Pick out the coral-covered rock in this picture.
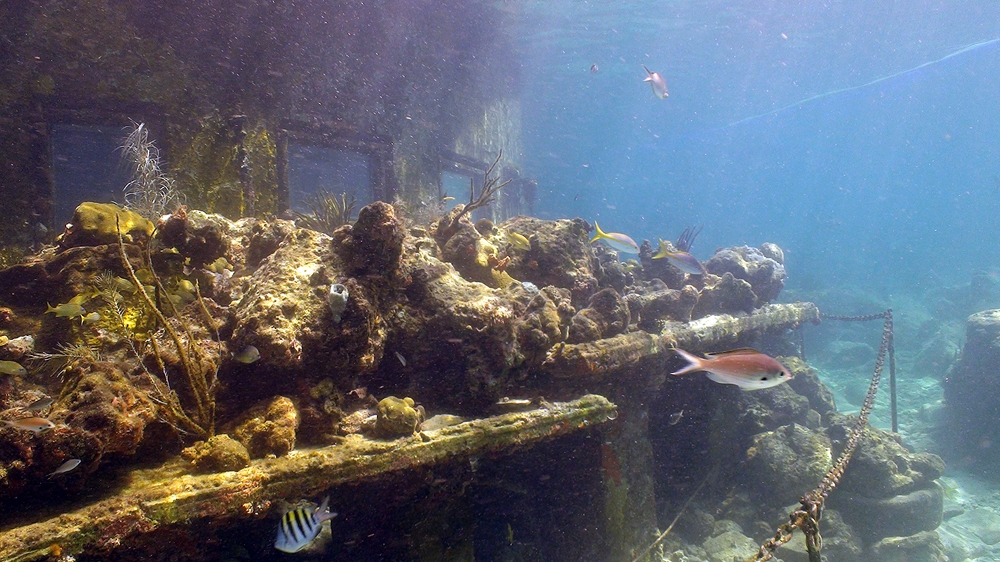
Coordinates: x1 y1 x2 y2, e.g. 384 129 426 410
783 356 837 416
434 207 492 285
230 228 335 370
691 272 757 318
181 434 250 473
243 218 298 269
733 384 812 436
835 484 945 546
704 245 786 306
567 288 630 343
61 363 158 457
943 309 1000 469
745 423 832 505
389 257 522 412
825 415 945 544
625 280 699 329
157 208 230 269
338 201 406 277
869 530 948 562
830 417 945 498
0 361 156 497
339 407 378 435
702 521 759 562
375 396 423 438
499 217 599 306
513 284 573 364
0 243 143 309
592 245 630 293
232 396 300 458
57 202 154 249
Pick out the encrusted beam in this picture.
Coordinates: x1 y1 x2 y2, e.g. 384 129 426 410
0 395 617 562
542 302 820 379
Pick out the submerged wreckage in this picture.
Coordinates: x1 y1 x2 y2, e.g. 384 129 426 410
0 197 943 562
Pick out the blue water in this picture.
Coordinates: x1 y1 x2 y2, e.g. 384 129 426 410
515 0 1000 294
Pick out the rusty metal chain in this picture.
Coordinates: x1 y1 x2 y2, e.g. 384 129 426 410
750 309 893 562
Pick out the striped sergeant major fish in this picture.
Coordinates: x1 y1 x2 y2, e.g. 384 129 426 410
275 496 338 553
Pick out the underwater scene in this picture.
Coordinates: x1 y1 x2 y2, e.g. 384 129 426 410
0 1 999 561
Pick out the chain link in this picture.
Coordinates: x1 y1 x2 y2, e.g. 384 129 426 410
751 309 892 562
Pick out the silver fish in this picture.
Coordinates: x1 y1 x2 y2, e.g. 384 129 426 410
395 351 407 367
47 459 81 477
642 65 668 99
275 496 338 553
26 397 54 412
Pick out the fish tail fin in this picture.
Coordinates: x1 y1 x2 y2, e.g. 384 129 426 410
671 349 705 376
652 239 668 259
590 221 605 243
316 496 337 522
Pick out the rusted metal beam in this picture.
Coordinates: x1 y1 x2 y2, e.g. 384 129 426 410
0 394 617 562
542 302 820 380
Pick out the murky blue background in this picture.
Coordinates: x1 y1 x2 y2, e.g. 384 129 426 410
515 0 1000 294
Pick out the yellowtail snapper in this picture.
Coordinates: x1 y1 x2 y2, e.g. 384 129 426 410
590 222 640 254
275 496 338 553
653 239 705 275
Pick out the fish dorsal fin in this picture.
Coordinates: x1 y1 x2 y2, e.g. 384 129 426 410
706 347 762 357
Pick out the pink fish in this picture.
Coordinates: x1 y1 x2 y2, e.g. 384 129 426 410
3 417 56 433
671 348 792 390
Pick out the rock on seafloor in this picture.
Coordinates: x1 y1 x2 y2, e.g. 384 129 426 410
181 434 251 473
943 308 1000 469
704 244 786 306
375 396 424 438
231 396 300 458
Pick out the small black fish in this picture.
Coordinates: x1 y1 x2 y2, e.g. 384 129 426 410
233 345 260 364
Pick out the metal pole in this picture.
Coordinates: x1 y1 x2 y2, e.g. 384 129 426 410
889 329 898 433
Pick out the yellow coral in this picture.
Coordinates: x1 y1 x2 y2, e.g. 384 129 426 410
66 202 154 244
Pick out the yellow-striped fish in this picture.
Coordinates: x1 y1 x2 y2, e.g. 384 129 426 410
590 222 639 254
275 497 338 553
507 231 531 251
653 239 705 275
